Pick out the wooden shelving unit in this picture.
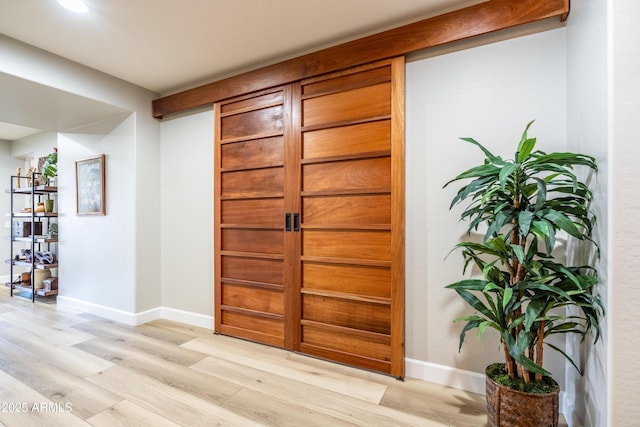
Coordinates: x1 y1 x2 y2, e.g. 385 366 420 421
5 173 58 301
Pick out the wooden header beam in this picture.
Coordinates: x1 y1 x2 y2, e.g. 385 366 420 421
152 0 569 118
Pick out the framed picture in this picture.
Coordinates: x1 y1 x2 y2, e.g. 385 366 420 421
76 154 106 215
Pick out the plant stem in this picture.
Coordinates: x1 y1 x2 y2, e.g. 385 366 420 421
503 342 515 379
535 321 545 381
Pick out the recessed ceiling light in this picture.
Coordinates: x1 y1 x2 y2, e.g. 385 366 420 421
57 0 88 13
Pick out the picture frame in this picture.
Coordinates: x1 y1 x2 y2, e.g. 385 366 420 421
76 154 106 215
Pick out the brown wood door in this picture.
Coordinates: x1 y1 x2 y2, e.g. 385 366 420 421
297 58 405 377
214 86 295 348
214 58 404 377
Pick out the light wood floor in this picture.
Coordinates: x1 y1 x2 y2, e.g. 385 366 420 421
0 288 490 426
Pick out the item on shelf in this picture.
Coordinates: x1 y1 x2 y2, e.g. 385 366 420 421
15 167 21 188
26 167 35 187
17 249 55 264
34 269 51 290
42 149 57 184
42 277 58 292
45 199 54 213
20 249 32 261
21 271 30 283
35 202 45 213
48 223 58 238
13 221 43 237
34 251 57 264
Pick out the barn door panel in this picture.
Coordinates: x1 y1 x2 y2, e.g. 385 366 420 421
214 87 290 348
298 58 404 377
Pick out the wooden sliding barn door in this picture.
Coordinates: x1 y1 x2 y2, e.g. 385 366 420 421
214 86 295 347
214 57 404 377
297 58 404 377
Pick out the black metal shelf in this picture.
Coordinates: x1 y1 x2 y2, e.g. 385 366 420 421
8 172 58 302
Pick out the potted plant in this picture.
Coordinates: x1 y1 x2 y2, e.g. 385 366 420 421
444 121 604 426
42 147 57 185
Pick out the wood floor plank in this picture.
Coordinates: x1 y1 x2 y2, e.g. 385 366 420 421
0 310 93 346
131 322 203 345
0 303 15 314
0 293 87 326
381 378 489 426
0 337 122 420
73 337 243 406
147 318 215 339
86 400 182 427
0 371 90 427
86 365 263 427
183 335 387 404
0 319 114 378
72 320 207 367
191 356 440 427
222 386 360 427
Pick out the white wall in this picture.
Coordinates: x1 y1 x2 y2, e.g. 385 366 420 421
405 28 568 391
608 0 640 425
0 36 161 322
565 1 609 426
159 108 214 327
58 115 137 313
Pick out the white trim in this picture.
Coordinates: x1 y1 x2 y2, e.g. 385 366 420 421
563 394 581 427
405 358 486 395
56 296 214 329
159 307 214 329
57 296 148 325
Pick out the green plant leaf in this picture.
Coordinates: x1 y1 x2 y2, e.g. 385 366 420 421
456 318 483 351
533 177 547 211
518 210 535 237
459 137 503 164
478 321 491 340
517 138 536 163
524 300 547 330
546 342 584 375
516 120 536 162
444 164 500 188
502 287 513 313
543 209 583 238
454 289 498 323
446 279 488 291
511 244 525 265
498 162 518 189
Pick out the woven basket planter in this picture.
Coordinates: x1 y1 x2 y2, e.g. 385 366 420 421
486 367 560 427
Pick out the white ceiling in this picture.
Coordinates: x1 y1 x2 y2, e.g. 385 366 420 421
0 0 477 141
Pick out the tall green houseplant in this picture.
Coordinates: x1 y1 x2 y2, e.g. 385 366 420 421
444 121 604 386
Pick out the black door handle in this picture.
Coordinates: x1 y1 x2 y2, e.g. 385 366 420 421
293 213 300 232
285 213 291 232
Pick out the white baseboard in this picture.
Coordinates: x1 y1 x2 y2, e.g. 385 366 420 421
56 296 213 329
159 307 214 329
57 296 148 325
563 395 580 427
405 358 487 395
